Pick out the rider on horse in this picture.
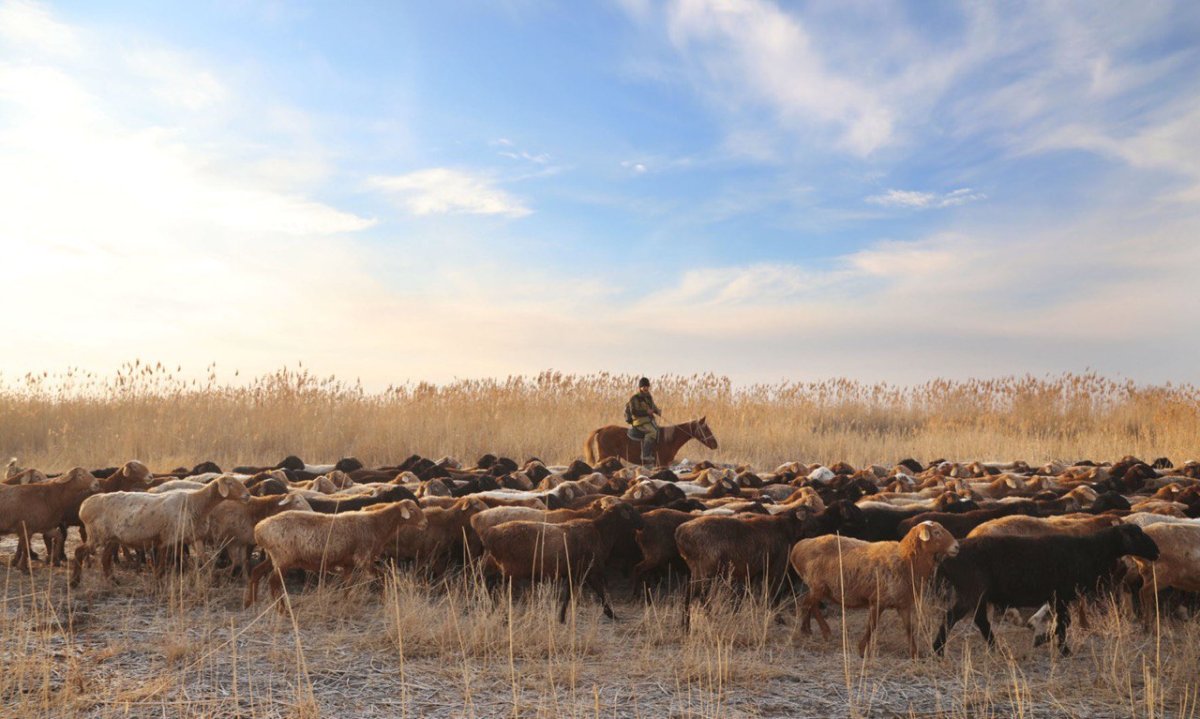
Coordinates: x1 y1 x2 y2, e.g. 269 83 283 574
625 377 662 466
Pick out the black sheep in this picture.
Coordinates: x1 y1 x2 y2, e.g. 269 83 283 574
933 524 1159 655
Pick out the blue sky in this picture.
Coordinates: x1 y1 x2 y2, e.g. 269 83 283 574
3 0 1200 387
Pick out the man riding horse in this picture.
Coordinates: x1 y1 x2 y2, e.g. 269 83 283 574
625 377 662 466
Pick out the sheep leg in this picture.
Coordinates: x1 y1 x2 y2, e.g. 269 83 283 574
585 572 616 620
682 579 695 630
53 525 69 564
269 568 288 615
244 557 274 608
901 607 917 658
804 588 834 640
1052 598 1071 656
70 544 93 587
100 542 119 583
630 560 654 600
1139 574 1159 631
558 579 574 623
44 528 65 568
12 532 31 571
857 603 883 656
933 600 974 655
971 604 995 648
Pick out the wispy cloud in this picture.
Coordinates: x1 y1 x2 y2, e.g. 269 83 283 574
367 168 532 218
658 0 893 156
866 188 985 209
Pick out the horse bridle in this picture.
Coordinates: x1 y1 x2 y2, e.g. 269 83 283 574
678 420 715 447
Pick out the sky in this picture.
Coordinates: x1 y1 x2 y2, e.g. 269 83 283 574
2 0 1199 388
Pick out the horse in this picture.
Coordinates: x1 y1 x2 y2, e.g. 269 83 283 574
584 417 718 467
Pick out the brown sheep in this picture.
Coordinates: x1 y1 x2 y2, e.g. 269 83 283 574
246 499 427 610
791 521 959 656
675 509 817 627
0 468 99 569
479 502 645 622
386 496 489 571
630 508 698 597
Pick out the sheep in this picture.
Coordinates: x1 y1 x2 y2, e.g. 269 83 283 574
791 521 959 656
97 460 153 493
479 502 645 622
0 468 100 569
149 479 207 493
850 494 977 541
630 508 699 598
1123 513 1200 529
895 502 1041 539
676 508 819 626
1129 523 1200 628
304 485 417 514
386 496 489 571
246 499 426 609
469 498 619 538
202 493 313 576
71 475 250 586
3 467 47 486
933 524 1160 655
966 514 1121 539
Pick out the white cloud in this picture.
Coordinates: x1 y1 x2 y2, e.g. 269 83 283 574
866 188 986 209
661 0 893 156
123 47 227 110
0 0 78 55
368 168 532 218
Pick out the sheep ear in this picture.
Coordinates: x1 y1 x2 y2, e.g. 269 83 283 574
919 524 931 542
277 497 289 506
1005 477 1019 489
400 505 411 519
218 481 230 498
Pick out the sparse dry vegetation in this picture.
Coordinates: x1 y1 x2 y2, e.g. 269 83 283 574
2 365 1200 717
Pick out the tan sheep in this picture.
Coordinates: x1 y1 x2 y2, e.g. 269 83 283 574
966 514 1120 538
245 499 426 610
71 474 250 585
1130 523 1200 628
791 521 958 656
202 493 313 576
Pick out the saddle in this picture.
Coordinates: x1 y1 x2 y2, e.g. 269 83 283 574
627 426 644 441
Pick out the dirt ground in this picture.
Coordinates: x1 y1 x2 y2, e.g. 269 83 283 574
2 533 1192 719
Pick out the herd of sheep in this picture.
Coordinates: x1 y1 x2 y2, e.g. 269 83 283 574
2 453 1199 657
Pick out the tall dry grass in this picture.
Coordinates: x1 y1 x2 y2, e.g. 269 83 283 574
2 363 1199 470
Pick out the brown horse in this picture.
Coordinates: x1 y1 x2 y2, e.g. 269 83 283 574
584 417 718 467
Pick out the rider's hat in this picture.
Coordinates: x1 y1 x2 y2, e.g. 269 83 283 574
638 377 651 388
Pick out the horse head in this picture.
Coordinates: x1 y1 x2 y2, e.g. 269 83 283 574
694 416 718 450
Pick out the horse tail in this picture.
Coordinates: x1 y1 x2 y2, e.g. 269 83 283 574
584 429 600 464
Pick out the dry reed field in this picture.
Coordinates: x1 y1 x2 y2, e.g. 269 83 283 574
3 364 1200 470
3 366 1200 718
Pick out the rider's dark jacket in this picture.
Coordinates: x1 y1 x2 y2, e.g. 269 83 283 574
625 392 660 428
